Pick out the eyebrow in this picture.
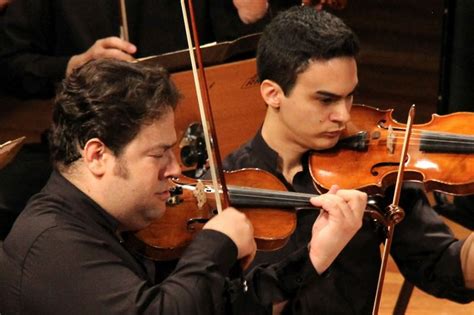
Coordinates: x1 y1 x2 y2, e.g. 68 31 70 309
148 141 177 152
315 85 358 99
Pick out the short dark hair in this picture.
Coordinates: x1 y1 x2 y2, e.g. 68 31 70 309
257 6 359 95
49 59 181 169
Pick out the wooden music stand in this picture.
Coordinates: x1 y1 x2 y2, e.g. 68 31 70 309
135 33 260 73
136 33 266 174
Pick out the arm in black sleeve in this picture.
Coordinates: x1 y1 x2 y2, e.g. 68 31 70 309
13 227 239 314
390 184 474 303
0 0 69 97
150 230 240 314
0 0 121 98
230 245 321 313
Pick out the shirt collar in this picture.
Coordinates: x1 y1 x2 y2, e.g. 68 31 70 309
44 170 120 234
250 129 281 172
249 130 314 192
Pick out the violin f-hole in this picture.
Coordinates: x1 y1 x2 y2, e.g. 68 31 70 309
186 217 209 231
370 162 400 176
370 154 410 176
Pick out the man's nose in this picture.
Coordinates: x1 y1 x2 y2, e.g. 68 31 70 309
331 101 351 123
165 152 182 178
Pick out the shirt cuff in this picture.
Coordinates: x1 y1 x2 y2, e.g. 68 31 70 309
184 229 238 275
275 245 325 293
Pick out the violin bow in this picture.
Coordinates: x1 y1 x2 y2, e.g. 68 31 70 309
119 0 129 41
179 0 230 213
0 136 26 170
372 105 415 315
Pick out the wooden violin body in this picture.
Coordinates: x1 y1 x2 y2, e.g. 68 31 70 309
310 104 474 196
126 169 298 261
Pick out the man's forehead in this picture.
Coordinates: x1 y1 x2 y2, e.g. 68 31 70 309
134 114 177 147
297 58 357 84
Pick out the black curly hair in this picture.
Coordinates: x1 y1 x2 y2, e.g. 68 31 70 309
49 59 180 169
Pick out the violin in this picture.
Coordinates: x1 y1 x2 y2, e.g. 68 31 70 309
126 169 306 260
126 0 311 261
310 104 474 196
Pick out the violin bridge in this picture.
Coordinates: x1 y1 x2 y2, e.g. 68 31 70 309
193 180 207 209
386 125 395 154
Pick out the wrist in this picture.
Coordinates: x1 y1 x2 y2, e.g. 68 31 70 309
66 53 88 76
308 243 331 274
66 55 80 76
234 0 269 24
461 233 474 289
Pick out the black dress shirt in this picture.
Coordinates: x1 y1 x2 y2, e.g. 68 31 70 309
223 130 474 314
0 171 239 314
0 170 324 314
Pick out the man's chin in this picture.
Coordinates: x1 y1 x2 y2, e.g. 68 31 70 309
146 207 166 221
124 206 166 231
313 139 339 151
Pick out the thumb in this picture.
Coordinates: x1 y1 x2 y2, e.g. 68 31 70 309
327 184 339 194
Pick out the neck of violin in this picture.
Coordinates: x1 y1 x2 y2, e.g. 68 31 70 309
228 186 315 208
420 131 474 153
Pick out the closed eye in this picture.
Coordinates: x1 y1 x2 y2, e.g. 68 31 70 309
315 86 357 105
316 95 338 105
319 97 336 104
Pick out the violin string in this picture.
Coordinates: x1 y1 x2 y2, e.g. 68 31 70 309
178 183 389 222
362 138 474 145
390 129 474 142
380 127 470 135
345 127 474 147
370 127 474 137
364 137 474 145
366 138 473 149
366 138 474 146
392 129 474 138
178 183 315 203
229 186 315 203
360 129 474 146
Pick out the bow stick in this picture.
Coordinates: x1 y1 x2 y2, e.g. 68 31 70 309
179 0 230 213
372 105 415 314
119 0 129 41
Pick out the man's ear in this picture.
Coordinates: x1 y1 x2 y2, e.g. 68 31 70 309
260 79 284 110
82 138 108 176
